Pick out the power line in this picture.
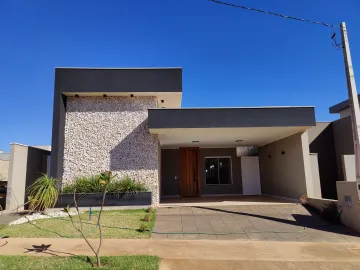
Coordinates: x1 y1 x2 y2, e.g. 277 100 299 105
209 0 343 49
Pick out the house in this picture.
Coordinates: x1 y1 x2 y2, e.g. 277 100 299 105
308 95 360 200
50 67 320 205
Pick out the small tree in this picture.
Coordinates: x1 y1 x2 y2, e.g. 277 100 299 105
63 170 114 268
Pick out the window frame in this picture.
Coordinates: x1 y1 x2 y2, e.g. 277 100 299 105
204 156 233 185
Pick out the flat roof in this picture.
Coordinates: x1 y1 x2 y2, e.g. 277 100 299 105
55 67 182 94
329 95 360 113
148 106 316 130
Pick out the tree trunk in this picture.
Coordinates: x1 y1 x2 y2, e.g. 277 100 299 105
96 254 101 267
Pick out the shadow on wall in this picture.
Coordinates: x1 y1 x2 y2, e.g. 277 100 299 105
309 124 338 200
109 119 158 171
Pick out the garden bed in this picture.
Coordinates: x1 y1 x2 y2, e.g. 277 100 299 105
55 192 152 208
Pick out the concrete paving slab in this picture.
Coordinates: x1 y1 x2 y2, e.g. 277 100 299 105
153 204 360 242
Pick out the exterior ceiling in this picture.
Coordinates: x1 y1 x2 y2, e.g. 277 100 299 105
56 67 183 108
153 127 310 148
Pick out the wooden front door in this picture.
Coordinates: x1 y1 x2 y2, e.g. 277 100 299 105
179 148 200 197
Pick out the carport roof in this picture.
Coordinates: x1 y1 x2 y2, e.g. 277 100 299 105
148 106 316 129
148 106 316 148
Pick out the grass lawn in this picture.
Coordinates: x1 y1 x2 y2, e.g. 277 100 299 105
0 255 160 270
0 209 156 239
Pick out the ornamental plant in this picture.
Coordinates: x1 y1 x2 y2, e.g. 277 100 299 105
96 170 116 186
27 174 60 211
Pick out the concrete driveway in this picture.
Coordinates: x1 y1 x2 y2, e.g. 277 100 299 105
152 203 360 242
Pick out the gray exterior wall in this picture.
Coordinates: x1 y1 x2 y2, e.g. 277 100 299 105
6 144 50 210
259 133 309 199
310 154 322 198
62 96 160 204
161 148 242 196
332 116 354 181
308 122 338 199
25 147 49 190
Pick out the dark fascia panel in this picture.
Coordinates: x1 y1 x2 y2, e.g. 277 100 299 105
148 107 316 129
54 68 182 94
329 94 360 114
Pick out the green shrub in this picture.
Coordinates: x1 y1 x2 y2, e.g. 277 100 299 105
62 175 148 194
146 207 154 213
62 175 103 193
141 214 152 222
27 174 60 211
108 176 148 193
138 223 148 232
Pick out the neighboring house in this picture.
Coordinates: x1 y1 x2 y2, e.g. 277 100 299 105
50 67 321 205
0 152 9 208
0 152 10 181
308 96 360 200
5 144 51 210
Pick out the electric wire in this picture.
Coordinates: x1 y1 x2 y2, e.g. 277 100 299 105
209 0 344 49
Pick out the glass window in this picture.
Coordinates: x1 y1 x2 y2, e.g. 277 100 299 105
205 157 232 185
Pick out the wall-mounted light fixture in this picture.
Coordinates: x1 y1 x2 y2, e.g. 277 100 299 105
103 94 107 97
75 94 79 97
130 94 134 98
161 100 164 103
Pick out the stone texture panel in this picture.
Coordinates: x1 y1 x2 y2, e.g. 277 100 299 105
63 96 159 205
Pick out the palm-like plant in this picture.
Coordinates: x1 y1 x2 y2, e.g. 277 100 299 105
27 174 60 211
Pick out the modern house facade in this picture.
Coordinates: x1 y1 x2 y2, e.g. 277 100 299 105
50 68 320 205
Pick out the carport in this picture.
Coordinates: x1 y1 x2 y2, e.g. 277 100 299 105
148 106 318 201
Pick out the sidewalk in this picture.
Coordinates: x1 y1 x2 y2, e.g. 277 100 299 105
1 238 360 262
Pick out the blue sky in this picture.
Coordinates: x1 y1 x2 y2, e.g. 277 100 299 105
1 0 359 152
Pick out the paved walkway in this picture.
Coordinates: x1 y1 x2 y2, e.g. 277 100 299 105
153 204 360 242
2 238 360 269
1 238 360 261
160 259 360 270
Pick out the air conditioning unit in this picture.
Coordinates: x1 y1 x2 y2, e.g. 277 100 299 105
236 146 258 157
